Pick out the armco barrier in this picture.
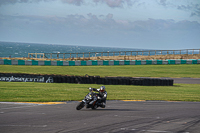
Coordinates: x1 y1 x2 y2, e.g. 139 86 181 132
0 59 199 66
0 73 173 86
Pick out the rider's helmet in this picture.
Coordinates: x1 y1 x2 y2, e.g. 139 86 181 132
100 86 105 92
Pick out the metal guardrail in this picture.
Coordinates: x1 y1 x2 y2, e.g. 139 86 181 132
28 49 200 59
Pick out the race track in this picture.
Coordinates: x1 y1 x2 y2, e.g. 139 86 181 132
0 100 200 133
173 78 200 84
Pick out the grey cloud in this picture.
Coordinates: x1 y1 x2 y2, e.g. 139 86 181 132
1 14 200 49
104 0 124 8
157 0 200 17
0 0 83 5
2 14 200 32
189 4 200 17
131 19 200 31
106 13 113 19
93 0 135 8
180 4 200 17
177 5 192 10
0 0 28 5
158 0 167 6
0 0 144 8
0 0 54 5
87 13 98 19
61 0 84 6
0 0 136 7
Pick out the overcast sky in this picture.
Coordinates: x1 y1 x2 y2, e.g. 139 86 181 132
0 0 200 49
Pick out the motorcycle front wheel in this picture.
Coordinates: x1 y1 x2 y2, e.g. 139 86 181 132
76 101 85 110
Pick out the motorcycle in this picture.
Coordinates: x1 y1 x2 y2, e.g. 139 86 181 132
76 91 102 110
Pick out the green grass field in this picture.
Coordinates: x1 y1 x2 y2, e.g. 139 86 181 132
0 82 200 102
0 64 200 78
0 64 200 102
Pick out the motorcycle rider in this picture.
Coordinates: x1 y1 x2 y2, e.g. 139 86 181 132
88 86 107 108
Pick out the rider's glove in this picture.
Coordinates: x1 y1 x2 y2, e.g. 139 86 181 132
88 87 93 92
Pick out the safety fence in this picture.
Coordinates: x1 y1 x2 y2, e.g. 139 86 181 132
0 73 173 86
0 59 199 66
28 49 200 59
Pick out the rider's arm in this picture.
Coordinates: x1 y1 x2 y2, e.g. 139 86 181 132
93 88 99 92
88 87 99 92
101 91 107 101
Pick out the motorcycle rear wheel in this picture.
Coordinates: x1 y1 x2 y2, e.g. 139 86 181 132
76 102 85 110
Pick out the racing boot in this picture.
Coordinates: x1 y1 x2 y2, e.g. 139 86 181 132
99 102 106 108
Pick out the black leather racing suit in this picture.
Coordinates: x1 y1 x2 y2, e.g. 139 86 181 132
90 88 107 108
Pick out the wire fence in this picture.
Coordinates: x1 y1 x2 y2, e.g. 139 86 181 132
28 49 200 59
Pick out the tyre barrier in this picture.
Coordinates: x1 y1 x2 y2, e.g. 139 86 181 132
48 75 174 86
0 73 173 86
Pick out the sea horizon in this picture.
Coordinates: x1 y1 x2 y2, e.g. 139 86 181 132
0 41 146 58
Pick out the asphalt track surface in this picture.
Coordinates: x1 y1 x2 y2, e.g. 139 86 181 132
0 78 200 133
172 78 200 84
1 100 200 133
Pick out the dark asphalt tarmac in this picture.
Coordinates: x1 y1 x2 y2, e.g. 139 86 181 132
172 78 200 84
0 101 200 133
0 78 199 133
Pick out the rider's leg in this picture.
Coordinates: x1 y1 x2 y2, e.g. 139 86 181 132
99 100 106 108
89 96 97 105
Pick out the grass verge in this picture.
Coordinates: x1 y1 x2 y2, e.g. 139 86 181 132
0 64 200 78
0 64 199 102
0 82 200 102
